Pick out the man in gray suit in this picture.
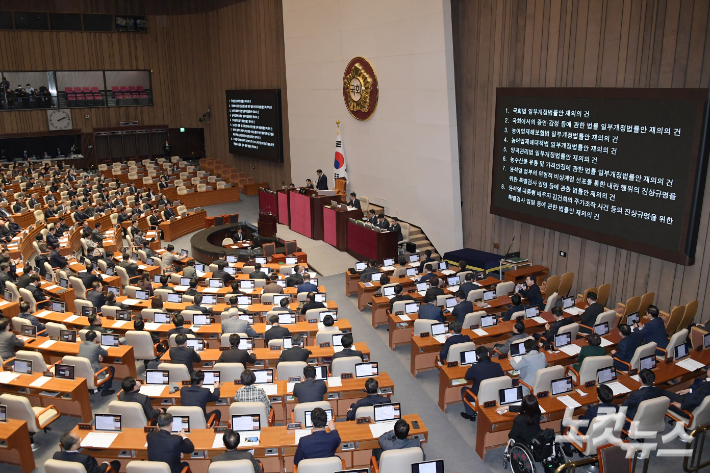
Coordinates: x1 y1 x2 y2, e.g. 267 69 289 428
78 330 115 396
211 429 262 472
0 317 23 360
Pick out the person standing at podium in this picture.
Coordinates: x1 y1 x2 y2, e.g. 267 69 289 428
315 169 328 190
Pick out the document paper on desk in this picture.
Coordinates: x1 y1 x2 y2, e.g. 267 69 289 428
294 429 312 444
605 381 631 396
81 432 119 448
677 358 706 372
327 377 342 387
173 285 188 291
559 345 582 356
0 372 20 384
212 434 226 448
433 335 448 344
533 317 547 324
63 315 80 323
473 328 488 337
36 310 52 318
556 395 582 410
600 338 613 347
369 421 397 438
112 321 128 328
287 382 295 393
38 340 57 349
202 288 219 293
29 376 52 388
398 314 411 321
256 384 278 395
564 307 585 316
143 323 162 331
122 299 139 306
139 385 166 397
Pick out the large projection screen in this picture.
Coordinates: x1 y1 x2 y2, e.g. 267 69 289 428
226 89 283 163
491 88 709 265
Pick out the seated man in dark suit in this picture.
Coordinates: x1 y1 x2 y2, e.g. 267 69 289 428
300 292 326 315
669 369 710 417
517 275 544 310
346 377 391 420
180 370 221 424
169 333 201 374
418 264 435 284
297 273 318 293
451 290 474 325
493 320 528 356
86 281 107 309
167 314 195 337
501 294 526 321
459 272 478 297
294 408 340 466
439 322 471 362
217 333 257 367
622 369 677 423
388 284 414 312
265 314 291 344
147 413 194 473
249 263 268 280
277 334 312 364
293 364 327 403
417 296 445 323
576 384 618 434
611 324 642 371
185 294 212 314
358 259 380 282
376 213 390 230
346 192 361 209
535 306 574 343
27 274 50 309
389 216 403 242
635 305 669 355
119 376 165 422
211 429 262 472
424 276 444 301
418 249 435 274
579 291 605 333
329 333 363 371
54 432 121 473
461 347 504 420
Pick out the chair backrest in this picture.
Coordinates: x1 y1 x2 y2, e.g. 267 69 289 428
14 350 48 372
11 316 30 332
167 406 207 429
359 196 369 211
638 292 655 317
478 376 513 404
457 311 483 331
45 322 67 339
157 362 191 383
688 394 710 430
5 282 20 306
597 444 630 473
544 292 558 312
679 300 700 331
61 355 99 389
413 319 439 336
215 362 246 382
292 401 332 425
277 361 307 380
665 305 686 335
628 396 670 438
296 457 345 473
126 461 172 473
44 459 91 473
496 281 515 297
531 365 565 394
545 275 560 297
285 240 298 255
628 342 657 370
355 406 375 420
556 322 579 341
74 299 93 315
558 272 574 297
378 447 424 473
667 329 689 360
445 341 476 363
315 330 342 346
228 401 270 428
18 288 36 313
207 460 255 473
467 289 485 302
125 331 157 360
577 356 613 384
108 400 148 428
622 296 641 318
331 356 361 377
169 333 196 347
583 412 625 455
595 310 617 327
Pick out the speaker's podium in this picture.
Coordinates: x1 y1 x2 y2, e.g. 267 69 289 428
323 203 362 250
258 211 277 238
347 218 398 263
289 189 343 240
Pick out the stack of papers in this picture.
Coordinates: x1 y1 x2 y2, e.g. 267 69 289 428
202 288 219 293
45 285 59 290
39 340 57 349
433 335 448 344
294 429 312 444
100 274 111 279
327 377 342 387
36 310 52 318
448 285 460 293
532 317 547 324
144 323 162 331
81 432 118 448
472 328 488 337
441 270 456 276
605 381 631 396
64 315 80 323
256 384 278 395
139 385 167 396
398 314 411 322
122 299 139 305
381 266 395 272
557 395 582 409
564 307 585 316
287 382 295 393
677 358 706 372
369 421 396 438
30 377 52 388
600 338 613 347
173 285 188 291
112 321 128 328
0 372 20 384
559 345 582 356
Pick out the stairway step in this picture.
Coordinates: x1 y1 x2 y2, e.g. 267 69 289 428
409 234 427 243
417 243 435 251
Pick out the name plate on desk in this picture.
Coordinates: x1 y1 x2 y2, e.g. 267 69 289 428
320 342 331 348
270 345 281 350
234 380 242 385
537 391 549 398
585 381 596 388
420 332 430 338
144 426 158 433
78 423 93 430
341 442 355 450
214 426 228 433
628 369 638 376
356 417 371 424
447 361 458 367
287 423 302 430
408 289 416 293
219 347 229 351
483 400 497 408
341 373 353 379
308 319 317 323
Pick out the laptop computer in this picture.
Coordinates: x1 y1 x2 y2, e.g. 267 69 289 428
60 330 77 343
319 311 337 322
238 338 254 350
447 276 460 286
460 350 477 366
180 277 191 286
383 286 396 297
355 362 378 378
272 294 289 306
54 364 75 380
286 257 298 265
101 334 120 348
483 290 496 302
416 282 429 292
180 249 188 258
107 286 120 297
374 402 401 423
59 278 69 289
21 325 37 339
231 414 261 432
51 301 65 313
409 254 420 263
305 408 333 428
278 314 295 324
3 291 12 302
510 341 527 356
551 376 573 396
596 366 617 384
444 297 457 309
135 290 149 301
314 293 327 303
554 332 571 349
94 414 122 432
562 296 575 309
332 334 344 348
371 273 382 282
237 296 252 306
276 280 286 288
185 339 205 351
594 322 609 336
202 295 217 305
195 264 206 272
639 354 656 370
82 306 97 317
153 274 162 283
431 323 448 336
13 359 32 374
406 268 417 277
481 315 497 328
499 386 524 406
153 312 170 324
675 343 690 361
193 314 211 326
209 278 223 288
255 257 267 265
405 302 420 314
116 310 131 321
171 416 190 433
168 293 183 303
0 405 7 423
704 332 710 350
253 369 273 384
145 370 170 385
524 307 539 318
626 312 640 325
240 280 255 290
226 255 238 263
411 460 445 473
383 258 395 267
202 371 220 386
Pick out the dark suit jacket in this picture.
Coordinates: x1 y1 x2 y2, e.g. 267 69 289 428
278 347 312 364
541 317 574 341
49 250 65 268
15 273 31 289
346 393 391 420
286 274 304 287
87 289 107 308
622 385 672 419
464 359 505 395
460 281 477 296
300 301 326 315
614 335 642 370
452 301 474 325
265 325 291 344
294 429 340 465
681 380 710 412
579 403 619 433
167 327 195 337
440 334 471 361
639 317 669 351
389 294 414 312
418 257 435 274
346 198 361 209
390 223 403 241
147 429 195 473
579 303 605 332
330 348 364 371
118 390 162 420
519 284 544 310
217 348 256 366
249 271 268 280
169 346 201 374
185 304 211 315
180 385 220 419
52 451 107 473
315 175 328 191
293 378 327 403
212 269 235 282
46 232 59 248
211 449 261 472
418 303 444 323
424 287 444 301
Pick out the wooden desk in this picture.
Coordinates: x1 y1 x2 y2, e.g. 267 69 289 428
160 210 207 242
346 221 398 264
0 420 35 473
504 265 549 285
172 186 241 208
71 413 427 473
323 206 362 251
0 371 93 422
288 190 341 241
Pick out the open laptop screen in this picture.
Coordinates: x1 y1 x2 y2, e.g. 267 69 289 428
355 362 378 378
145 370 169 385
304 409 333 428
597 367 617 384
231 414 261 431
499 386 524 406
554 332 571 348
460 350 477 366
551 376 573 396
94 414 121 432
55 364 75 380
374 403 401 423
411 460 445 473
639 354 656 371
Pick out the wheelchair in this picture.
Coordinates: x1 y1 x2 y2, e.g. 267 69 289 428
503 430 567 473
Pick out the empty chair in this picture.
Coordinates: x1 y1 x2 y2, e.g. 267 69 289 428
496 281 515 297
462 376 512 419
215 362 245 381
126 461 173 473
295 457 346 473
9 350 48 372
208 460 257 473
108 401 148 428
370 447 424 473
618 296 641 324
462 311 487 330
664 329 689 360
467 289 485 302
557 272 574 296
625 397 671 440
638 291 655 317
544 275 560 298
413 319 438 336
157 362 191 383
62 355 111 391
677 299 699 332
45 322 67 340
567 355 613 385
125 331 162 364
543 292 558 312
665 305 686 335
565 412 625 457
330 356 361 377
0 393 60 448
441 341 475 364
